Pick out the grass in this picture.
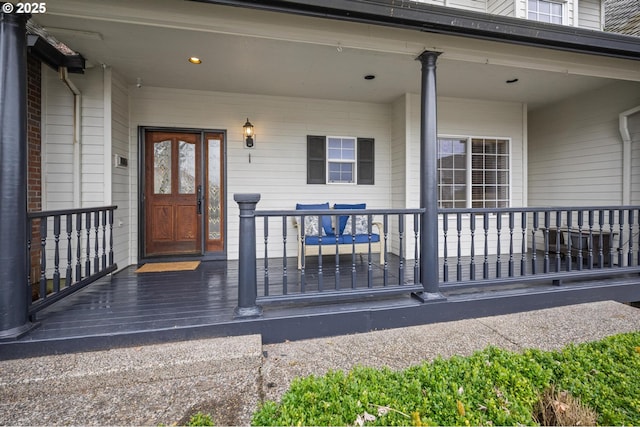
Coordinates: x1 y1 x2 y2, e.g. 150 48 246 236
252 332 640 426
186 412 215 426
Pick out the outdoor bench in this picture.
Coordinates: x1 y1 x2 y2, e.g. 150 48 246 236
293 203 385 269
544 227 618 266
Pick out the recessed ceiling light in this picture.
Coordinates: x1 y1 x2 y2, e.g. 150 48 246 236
188 57 202 64
364 74 376 80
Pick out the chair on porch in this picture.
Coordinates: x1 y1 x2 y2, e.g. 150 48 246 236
293 202 384 269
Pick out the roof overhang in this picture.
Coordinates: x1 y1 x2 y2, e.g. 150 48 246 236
192 0 640 60
27 34 85 73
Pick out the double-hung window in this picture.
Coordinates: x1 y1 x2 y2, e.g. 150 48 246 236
307 135 375 185
528 0 564 24
327 137 356 183
437 137 510 209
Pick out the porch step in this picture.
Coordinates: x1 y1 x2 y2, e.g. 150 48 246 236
0 334 263 426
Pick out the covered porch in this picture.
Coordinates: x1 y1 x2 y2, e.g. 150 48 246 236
1 0 640 343
5 199 640 359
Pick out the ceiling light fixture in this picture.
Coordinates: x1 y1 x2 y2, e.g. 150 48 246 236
188 57 202 64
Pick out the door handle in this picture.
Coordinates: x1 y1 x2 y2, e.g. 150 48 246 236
197 185 203 215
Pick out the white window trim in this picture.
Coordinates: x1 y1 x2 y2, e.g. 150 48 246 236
436 136 468 208
526 0 567 25
326 135 357 185
438 135 513 209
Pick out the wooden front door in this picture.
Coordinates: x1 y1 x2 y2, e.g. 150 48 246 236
143 130 226 258
144 131 202 256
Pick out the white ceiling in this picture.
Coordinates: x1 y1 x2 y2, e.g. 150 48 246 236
32 2 622 109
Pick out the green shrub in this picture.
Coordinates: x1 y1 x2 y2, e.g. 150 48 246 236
186 412 214 426
543 333 640 425
252 332 640 426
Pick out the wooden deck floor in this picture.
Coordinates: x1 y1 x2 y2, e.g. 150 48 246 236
18 255 412 343
3 254 640 360
24 262 239 340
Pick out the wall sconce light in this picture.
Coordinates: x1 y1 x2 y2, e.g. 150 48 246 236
243 118 255 148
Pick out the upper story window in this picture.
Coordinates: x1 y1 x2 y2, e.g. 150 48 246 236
528 0 564 24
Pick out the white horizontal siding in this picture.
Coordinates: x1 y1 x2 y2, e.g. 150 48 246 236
45 143 74 156
130 88 393 260
43 67 107 209
488 0 515 16
447 0 487 12
529 81 640 207
75 71 106 207
578 0 602 29
42 66 74 210
111 70 132 267
391 96 408 256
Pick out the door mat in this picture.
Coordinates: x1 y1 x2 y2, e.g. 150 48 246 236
135 261 200 273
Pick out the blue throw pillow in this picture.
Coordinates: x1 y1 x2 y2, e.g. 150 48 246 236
296 202 334 236
334 203 366 235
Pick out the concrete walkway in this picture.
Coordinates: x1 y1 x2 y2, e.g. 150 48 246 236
1 300 639 425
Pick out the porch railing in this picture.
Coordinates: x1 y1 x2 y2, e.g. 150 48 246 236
27 205 118 316
234 195 640 317
233 194 426 317
255 207 425 304
440 206 640 290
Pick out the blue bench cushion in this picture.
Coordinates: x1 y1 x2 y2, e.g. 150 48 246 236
296 202 334 236
340 234 380 244
305 234 380 245
304 236 340 245
333 203 366 235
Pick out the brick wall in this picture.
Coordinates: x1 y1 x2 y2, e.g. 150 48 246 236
27 55 42 288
